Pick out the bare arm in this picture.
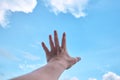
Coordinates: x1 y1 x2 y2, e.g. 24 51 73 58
11 30 81 80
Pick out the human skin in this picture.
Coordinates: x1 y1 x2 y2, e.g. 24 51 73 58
11 30 81 80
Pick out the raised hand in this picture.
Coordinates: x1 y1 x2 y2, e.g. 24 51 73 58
11 30 81 80
42 30 81 69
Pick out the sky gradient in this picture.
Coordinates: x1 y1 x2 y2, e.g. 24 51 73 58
0 0 120 80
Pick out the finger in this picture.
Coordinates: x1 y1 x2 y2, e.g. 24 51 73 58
61 32 66 50
54 30 60 48
76 57 81 62
41 42 50 56
72 57 81 65
49 35 55 50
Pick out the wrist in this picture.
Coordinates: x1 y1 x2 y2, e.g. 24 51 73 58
48 61 67 70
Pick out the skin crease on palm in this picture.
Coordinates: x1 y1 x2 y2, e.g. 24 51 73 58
11 30 81 80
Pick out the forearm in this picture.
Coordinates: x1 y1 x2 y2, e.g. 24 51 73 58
34 61 65 80
11 30 80 80
11 61 66 80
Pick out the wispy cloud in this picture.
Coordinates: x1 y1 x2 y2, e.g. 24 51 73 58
0 73 5 80
18 60 46 71
0 0 37 28
0 48 20 61
70 77 79 80
19 63 41 71
30 44 39 49
62 76 79 80
45 0 88 18
22 51 40 61
30 41 42 49
88 72 120 80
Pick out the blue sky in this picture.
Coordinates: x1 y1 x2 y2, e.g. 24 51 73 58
0 0 120 80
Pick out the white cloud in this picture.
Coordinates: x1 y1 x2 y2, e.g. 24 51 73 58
19 63 41 71
0 0 37 28
22 51 40 61
19 61 45 71
62 77 79 80
88 72 120 80
88 78 97 80
103 72 120 80
70 77 79 80
45 0 88 18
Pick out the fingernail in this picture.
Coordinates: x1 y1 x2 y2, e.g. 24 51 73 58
63 32 66 36
41 42 44 45
77 57 81 61
54 30 57 34
49 35 51 38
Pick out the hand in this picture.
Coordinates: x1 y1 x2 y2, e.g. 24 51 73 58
41 30 81 69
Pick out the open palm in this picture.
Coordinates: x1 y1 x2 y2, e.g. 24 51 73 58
42 30 80 69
